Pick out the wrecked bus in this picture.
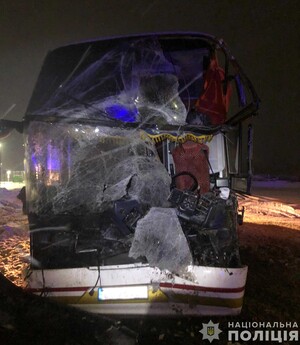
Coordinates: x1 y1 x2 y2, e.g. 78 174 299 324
1 32 259 316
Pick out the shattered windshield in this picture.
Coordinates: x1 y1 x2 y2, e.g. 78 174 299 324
25 34 244 274
26 36 212 125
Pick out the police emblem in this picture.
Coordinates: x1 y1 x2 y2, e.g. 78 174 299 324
200 320 222 343
207 326 215 336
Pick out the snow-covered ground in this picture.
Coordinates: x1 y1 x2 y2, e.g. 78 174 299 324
0 187 29 286
0 182 25 191
239 179 300 230
252 179 300 208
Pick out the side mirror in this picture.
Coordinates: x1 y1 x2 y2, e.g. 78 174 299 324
231 176 251 194
0 119 23 138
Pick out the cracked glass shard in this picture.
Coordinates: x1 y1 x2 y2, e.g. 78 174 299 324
102 176 133 203
129 208 193 274
26 121 171 216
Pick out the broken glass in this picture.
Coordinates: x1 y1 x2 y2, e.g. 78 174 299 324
27 38 195 125
24 34 247 272
129 207 193 274
26 121 171 216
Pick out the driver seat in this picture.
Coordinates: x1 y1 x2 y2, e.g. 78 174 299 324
171 142 210 193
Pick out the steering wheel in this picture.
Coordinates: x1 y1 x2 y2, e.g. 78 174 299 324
171 171 198 192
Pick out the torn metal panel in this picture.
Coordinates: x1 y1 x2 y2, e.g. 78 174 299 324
168 189 241 268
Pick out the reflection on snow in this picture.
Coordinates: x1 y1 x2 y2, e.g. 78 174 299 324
0 235 29 286
0 193 29 286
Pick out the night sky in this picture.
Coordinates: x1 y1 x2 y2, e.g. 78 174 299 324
0 0 299 177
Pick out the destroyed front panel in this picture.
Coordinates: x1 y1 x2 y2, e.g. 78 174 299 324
23 34 257 273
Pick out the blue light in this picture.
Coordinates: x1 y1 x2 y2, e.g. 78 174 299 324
31 153 38 167
105 104 137 123
47 144 60 171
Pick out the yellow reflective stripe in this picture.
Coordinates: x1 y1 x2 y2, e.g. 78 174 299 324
45 288 243 309
167 294 244 309
48 296 81 304
141 132 213 144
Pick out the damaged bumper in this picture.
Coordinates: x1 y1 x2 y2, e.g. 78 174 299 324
26 263 247 316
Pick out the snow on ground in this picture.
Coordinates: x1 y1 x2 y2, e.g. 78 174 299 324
0 180 299 287
252 179 300 208
0 187 29 286
239 179 300 230
0 182 25 191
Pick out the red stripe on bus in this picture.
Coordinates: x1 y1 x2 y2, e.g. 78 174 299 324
159 282 245 293
26 283 245 294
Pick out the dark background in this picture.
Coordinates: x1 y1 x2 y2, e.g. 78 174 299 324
0 0 299 177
